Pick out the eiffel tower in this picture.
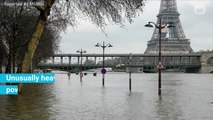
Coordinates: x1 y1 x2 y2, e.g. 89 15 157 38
144 0 193 54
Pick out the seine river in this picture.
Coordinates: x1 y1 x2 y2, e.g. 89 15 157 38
0 72 213 120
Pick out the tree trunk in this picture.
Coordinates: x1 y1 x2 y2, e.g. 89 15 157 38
19 18 46 73
6 48 12 73
19 0 55 73
18 0 55 93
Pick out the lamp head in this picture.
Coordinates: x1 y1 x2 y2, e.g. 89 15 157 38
95 43 100 47
108 44 113 47
145 22 153 27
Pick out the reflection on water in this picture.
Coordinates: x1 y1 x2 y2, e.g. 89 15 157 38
0 73 213 120
0 84 58 120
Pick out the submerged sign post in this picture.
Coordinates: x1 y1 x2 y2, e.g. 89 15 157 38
0 74 55 95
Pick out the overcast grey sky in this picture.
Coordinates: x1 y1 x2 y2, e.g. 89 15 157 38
59 0 213 54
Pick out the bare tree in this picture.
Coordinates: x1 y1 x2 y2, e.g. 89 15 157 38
1 0 145 92
19 0 145 73
33 26 60 66
0 1 60 73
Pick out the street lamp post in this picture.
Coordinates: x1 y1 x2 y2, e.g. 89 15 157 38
128 53 132 92
95 41 113 87
145 18 174 95
76 49 86 82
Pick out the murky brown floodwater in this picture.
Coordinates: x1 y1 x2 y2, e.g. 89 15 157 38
0 73 213 120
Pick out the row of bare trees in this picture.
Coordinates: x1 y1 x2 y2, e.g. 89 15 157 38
0 0 145 92
1 0 145 74
0 1 60 73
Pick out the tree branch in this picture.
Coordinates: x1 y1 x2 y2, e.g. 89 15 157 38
33 5 45 12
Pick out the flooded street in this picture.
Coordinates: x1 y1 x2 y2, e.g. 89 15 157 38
0 73 213 120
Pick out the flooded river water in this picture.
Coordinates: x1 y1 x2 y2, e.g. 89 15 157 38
0 73 213 120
